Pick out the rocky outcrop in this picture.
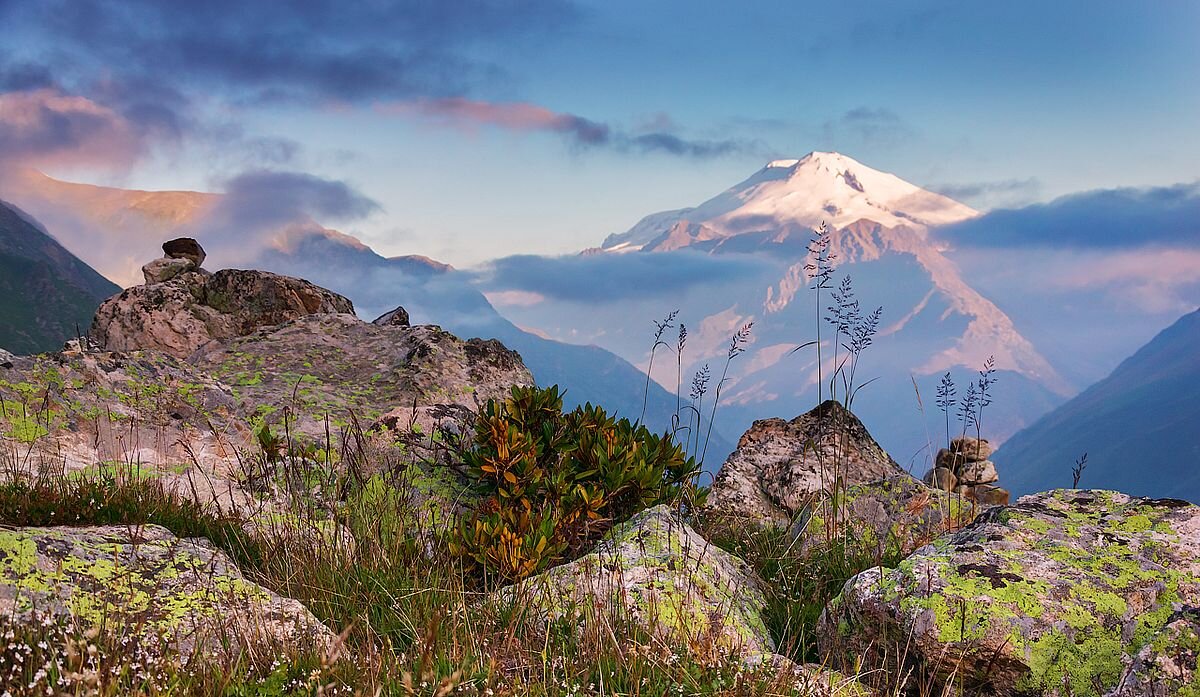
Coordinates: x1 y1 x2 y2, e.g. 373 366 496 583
819 489 1200 696
92 244 355 358
498 505 774 661
703 400 908 528
190 313 532 440
923 435 1010 506
0 525 333 660
0 347 13 368
372 305 410 327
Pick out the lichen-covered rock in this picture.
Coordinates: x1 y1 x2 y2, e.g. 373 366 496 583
89 268 355 357
142 256 195 284
498 505 773 661
372 305 410 327
819 489 1200 697
0 525 333 660
703 400 906 528
190 313 531 440
163 237 206 267
1108 610 1200 696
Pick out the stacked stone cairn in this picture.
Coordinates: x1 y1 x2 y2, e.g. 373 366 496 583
923 436 1010 506
142 237 208 284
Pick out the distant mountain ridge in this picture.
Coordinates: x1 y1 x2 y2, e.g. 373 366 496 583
0 199 120 353
995 306 1200 502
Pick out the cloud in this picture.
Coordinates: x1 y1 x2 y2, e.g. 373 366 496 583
0 88 145 168
932 178 1042 209
2 0 580 105
384 98 610 146
936 182 1200 248
202 170 381 235
824 107 915 147
477 251 781 302
386 97 757 158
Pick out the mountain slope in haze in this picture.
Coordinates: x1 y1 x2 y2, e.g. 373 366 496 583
0 200 120 354
995 307 1200 502
0 176 732 458
496 152 1071 466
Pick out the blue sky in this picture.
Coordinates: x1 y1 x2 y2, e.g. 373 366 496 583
1 0 1197 265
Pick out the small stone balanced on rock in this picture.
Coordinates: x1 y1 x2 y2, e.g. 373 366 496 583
923 436 1010 506
142 237 207 284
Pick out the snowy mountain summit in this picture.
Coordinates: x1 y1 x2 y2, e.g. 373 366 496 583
602 152 978 252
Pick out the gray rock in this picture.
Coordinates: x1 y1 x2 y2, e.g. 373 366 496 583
142 256 195 284
497 505 774 662
90 268 355 358
0 525 333 660
372 305 410 327
950 435 992 462
956 459 999 485
703 400 906 529
189 313 532 441
0 348 14 368
162 237 206 267
923 466 957 492
820 489 1200 696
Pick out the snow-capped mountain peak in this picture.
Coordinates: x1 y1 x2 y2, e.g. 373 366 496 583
601 152 978 251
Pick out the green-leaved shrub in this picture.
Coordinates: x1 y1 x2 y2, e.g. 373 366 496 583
450 384 704 581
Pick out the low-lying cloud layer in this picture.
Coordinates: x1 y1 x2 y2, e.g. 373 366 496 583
478 251 782 303
935 183 1200 249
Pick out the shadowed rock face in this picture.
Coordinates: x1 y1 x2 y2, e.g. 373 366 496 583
703 400 908 528
0 525 334 660
90 268 355 357
820 489 1200 697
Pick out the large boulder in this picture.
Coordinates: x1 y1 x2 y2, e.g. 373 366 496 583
90 268 355 358
0 347 13 368
703 400 908 528
497 505 774 661
819 489 1200 696
189 313 532 440
0 525 333 660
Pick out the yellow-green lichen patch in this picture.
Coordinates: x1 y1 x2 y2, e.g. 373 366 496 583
505 505 774 660
0 525 325 658
824 489 1200 697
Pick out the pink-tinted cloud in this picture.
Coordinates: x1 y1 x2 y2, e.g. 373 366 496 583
0 88 143 169
382 97 610 145
381 97 757 158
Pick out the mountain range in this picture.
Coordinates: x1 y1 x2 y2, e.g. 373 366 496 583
3 154 1195 488
494 152 1073 468
0 199 118 353
995 306 1200 500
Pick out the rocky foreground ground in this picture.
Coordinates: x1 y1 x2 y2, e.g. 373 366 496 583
0 240 1195 696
